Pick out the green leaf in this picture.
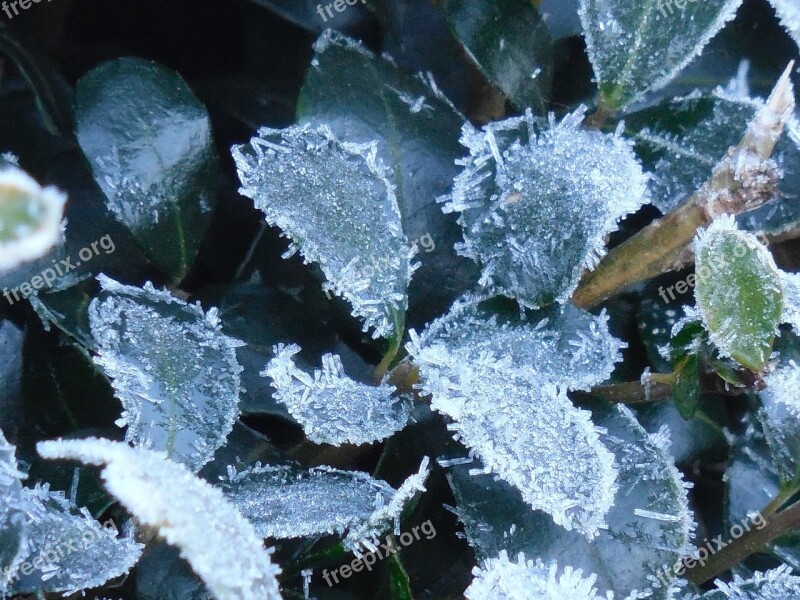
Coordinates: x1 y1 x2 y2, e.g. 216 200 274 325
694 216 783 371
448 403 694 599
578 0 743 111
75 58 218 284
387 552 414 600
673 354 701 419
296 30 478 324
441 0 553 112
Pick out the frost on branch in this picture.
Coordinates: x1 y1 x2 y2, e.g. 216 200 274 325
263 344 412 446
441 109 648 308
408 294 624 391
9 485 143 596
758 363 800 484
578 0 743 110
88 275 243 472
0 429 28 595
232 124 413 340
37 438 283 600
464 551 610 600
222 458 429 552
0 165 66 273
693 216 783 371
699 566 800 598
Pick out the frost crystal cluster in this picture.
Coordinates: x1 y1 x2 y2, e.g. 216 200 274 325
88 275 244 472
699 566 800 598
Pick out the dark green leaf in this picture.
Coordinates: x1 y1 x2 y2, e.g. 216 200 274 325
673 354 701 419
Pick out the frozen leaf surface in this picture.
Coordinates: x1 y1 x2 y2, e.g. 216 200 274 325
0 430 27 595
700 566 800 598
0 165 65 273
464 551 610 600
37 438 283 600
694 216 783 370
263 343 412 446
449 403 694 599
781 270 800 334
88 275 243 472
769 0 800 52
578 0 743 110
759 363 800 484
233 124 412 340
442 109 648 308
222 458 429 551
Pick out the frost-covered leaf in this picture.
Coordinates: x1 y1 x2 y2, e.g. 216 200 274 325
0 165 66 273
0 320 23 438
88 275 243 472
222 458 429 551
75 57 218 283
694 216 783 371
442 109 648 308
578 0 743 110
699 566 800 598
441 0 553 112
769 0 800 53
233 124 412 340
0 429 27 595
9 485 143 596
625 90 800 233
263 344 412 446
297 30 478 323
37 438 283 600
464 551 609 600
758 363 800 484
781 270 800 335
408 294 624 391
448 403 694 599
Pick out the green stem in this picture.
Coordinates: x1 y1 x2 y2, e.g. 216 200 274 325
374 311 406 383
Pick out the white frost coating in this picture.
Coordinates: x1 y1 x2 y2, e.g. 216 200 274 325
0 429 28 595
263 344 412 446
37 438 283 600
415 355 617 537
407 294 625 391
780 269 800 334
769 0 800 53
759 363 800 483
222 458 429 553
441 108 648 308
578 0 744 109
700 565 800 598
232 123 413 339
0 166 66 272
89 275 244 472
465 551 612 600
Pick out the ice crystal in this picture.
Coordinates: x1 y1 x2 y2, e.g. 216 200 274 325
9 485 143 596
759 363 800 483
700 566 800 598
232 124 413 339
441 109 648 308
0 165 66 272
37 438 283 600
693 216 783 371
0 429 27 595
407 294 624 391
769 0 800 53
88 275 243 472
464 551 611 600
578 0 744 109
222 458 430 552
263 343 413 446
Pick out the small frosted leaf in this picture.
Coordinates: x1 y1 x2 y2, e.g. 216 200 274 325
442 109 648 308
37 438 282 600
263 344 412 446
758 363 800 484
0 165 66 273
578 0 743 110
694 216 783 371
89 275 244 472
415 356 617 537
700 566 800 598
233 124 412 339
222 458 430 551
9 485 143 596
408 294 624 391
464 551 610 600
0 430 27 595
781 270 800 334
769 0 800 52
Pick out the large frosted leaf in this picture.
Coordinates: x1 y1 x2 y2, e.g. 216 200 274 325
75 57 218 282
700 566 800 598
222 458 429 551
449 403 694 598
9 485 143 596
694 216 783 371
233 123 412 340
578 0 743 110
88 275 243 472
263 344 412 446
464 551 609 600
758 363 800 484
37 438 283 600
0 165 66 273
408 294 624 391
442 109 648 308
0 430 27 595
